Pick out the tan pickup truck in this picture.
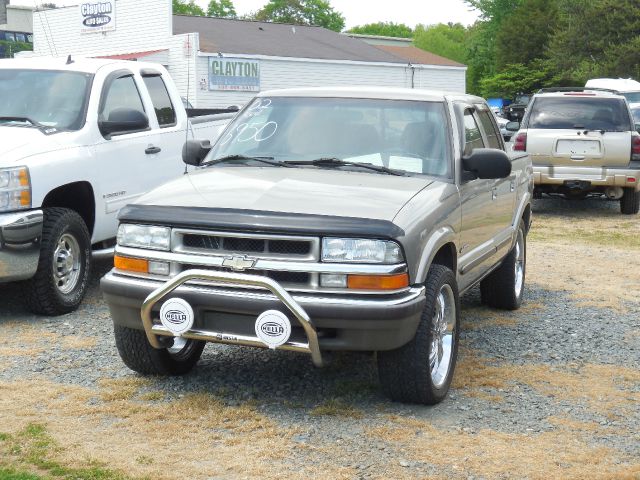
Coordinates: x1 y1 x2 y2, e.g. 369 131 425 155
507 88 640 214
101 87 533 405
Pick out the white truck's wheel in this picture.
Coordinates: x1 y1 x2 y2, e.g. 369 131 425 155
114 325 205 375
377 264 460 405
25 208 92 316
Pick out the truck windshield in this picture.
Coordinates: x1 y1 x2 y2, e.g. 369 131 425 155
0 69 93 131
527 97 631 131
206 96 451 177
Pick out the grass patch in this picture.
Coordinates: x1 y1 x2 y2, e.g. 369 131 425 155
0 424 131 480
310 398 364 419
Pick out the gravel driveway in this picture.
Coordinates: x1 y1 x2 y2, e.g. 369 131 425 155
1 197 639 479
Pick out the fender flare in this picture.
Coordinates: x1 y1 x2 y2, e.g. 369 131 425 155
414 225 458 285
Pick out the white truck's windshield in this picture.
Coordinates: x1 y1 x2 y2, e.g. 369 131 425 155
207 96 451 177
0 69 93 131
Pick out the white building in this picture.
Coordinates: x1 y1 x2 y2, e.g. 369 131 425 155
29 0 466 108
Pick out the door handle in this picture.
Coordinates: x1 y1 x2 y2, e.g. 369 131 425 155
145 146 161 155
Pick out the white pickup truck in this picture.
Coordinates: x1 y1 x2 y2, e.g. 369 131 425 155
0 57 233 315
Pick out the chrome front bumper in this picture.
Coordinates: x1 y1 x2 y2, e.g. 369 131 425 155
140 269 323 366
0 210 43 282
533 165 640 190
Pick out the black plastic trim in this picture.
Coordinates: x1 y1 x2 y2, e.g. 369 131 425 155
118 205 405 239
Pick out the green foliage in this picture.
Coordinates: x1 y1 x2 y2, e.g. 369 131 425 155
252 0 345 32
414 23 466 63
0 41 33 58
207 0 237 18
347 22 413 38
479 60 553 97
172 0 205 16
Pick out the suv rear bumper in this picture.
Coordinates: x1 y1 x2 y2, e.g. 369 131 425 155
101 270 426 358
533 165 640 190
0 210 43 283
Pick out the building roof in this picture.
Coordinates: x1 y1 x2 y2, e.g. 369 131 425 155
374 45 465 67
174 15 421 64
96 49 168 60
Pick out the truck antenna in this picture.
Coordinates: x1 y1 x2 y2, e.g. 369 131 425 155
66 55 74 65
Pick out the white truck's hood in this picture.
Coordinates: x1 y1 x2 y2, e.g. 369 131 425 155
0 126 71 165
138 167 436 222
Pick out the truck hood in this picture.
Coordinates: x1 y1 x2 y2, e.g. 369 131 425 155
0 126 71 164
138 167 435 222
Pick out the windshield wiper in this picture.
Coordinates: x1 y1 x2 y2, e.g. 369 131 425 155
0 116 46 128
206 154 292 168
284 157 406 176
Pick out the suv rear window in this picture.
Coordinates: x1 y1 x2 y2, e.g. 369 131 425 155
527 97 631 131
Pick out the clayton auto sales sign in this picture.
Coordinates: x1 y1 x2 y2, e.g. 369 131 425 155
209 58 260 92
80 1 116 34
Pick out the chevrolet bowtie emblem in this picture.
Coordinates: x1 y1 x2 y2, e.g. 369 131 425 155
222 255 256 271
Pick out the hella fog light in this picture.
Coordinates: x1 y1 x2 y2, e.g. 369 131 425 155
321 238 403 264
117 224 170 251
148 261 170 276
320 273 347 288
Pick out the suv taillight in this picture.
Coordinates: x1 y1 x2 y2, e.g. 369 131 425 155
513 132 527 151
632 136 640 161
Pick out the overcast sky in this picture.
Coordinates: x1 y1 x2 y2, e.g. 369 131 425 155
14 0 480 28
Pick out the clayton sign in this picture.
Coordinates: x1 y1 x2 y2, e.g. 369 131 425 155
80 1 116 34
209 58 260 92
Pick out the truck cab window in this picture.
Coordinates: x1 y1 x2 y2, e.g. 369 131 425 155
477 110 501 149
143 75 177 127
463 111 485 156
100 76 145 121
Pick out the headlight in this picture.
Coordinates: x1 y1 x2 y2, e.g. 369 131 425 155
117 224 171 251
321 238 403 264
0 166 31 212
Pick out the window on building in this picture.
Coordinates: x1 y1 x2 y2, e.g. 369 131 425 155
463 111 485 156
142 75 177 127
100 75 145 123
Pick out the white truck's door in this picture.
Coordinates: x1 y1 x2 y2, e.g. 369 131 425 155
94 70 162 238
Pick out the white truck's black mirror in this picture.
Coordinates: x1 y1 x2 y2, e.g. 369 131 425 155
99 108 149 137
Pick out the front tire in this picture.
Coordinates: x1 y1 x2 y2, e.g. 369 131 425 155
480 220 526 310
620 188 640 215
377 264 460 405
114 325 205 376
25 208 92 315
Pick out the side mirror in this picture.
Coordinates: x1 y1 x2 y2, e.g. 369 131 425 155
99 108 149 137
462 148 512 180
506 121 520 132
182 139 212 166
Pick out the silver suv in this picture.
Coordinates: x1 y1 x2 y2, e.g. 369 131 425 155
508 88 640 214
101 87 533 405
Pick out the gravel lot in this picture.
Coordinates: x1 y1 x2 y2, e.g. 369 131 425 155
1 197 639 479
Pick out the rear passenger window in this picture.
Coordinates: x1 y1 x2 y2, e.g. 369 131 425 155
142 75 177 127
477 110 502 149
463 111 485 156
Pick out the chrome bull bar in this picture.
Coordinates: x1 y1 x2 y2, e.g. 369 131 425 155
140 269 323 367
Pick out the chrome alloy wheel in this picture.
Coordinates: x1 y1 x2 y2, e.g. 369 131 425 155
514 228 525 299
429 284 456 388
53 233 81 294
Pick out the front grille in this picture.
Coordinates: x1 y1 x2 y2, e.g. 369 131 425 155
181 264 310 286
180 233 313 257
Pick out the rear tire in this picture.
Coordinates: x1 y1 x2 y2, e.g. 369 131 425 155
620 188 640 215
377 264 460 405
480 220 526 310
25 208 92 315
114 325 205 375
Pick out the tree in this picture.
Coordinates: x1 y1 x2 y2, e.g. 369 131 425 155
172 0 205 16
479 60 553 97
347 22 413 39
207 0 237 18
414 23 466 64
253 0 345 32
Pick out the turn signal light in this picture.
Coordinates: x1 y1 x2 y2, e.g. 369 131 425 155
114 255 148 273
347 273 409 290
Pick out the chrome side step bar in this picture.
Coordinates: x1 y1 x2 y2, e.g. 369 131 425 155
140 269 323 367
